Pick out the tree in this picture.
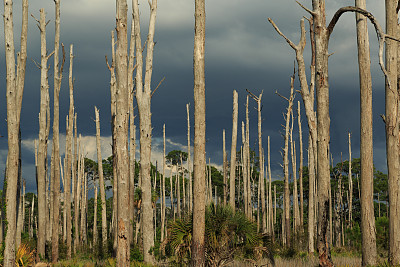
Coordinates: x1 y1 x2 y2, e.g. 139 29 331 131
355 0 377 264
95 107 107 253
3 0 28 265
131 0 158 263
33 8 49 260
65 43 74 259
114 0 130 264
229 90 238 210
191 0 206 265
384 0 400 264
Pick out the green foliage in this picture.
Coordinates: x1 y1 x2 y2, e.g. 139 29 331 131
376 216 389 257
166 150 188 166
345 223 361 253
130 245 144 262
164 203 274 266
15 243 35 267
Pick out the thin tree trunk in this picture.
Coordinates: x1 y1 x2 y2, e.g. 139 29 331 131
277 74 294 246
187 104 192 212
52 0 63 262
95 107 108 253
35 8 49 260
65 43 74 259
3 0 28 265
223 130 227 205
93 187 98 246
268 137 274 237
308 134 315 254
297 101 304 231
74 138 82 253
291 112 300 235
191 0 206 264
229 90 238 210
161 124 166 242
348 132 353 229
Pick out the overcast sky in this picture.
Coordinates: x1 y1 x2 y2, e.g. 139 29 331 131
0 0 388 193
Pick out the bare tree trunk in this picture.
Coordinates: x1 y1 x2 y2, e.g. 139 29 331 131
114 0 130 264
161 124 166 242
187 104 192 212
34 8 49 260
52 0 64 262
15 185 23 249
223 130 227 205
229 90 238 210
65 43 74 259
191 0 206 265
131 0 158 263
95 107 108 253
348 132 353 229
308 135 315 254
74 138 82 253
268 137 274 237
93 187 98 246
248 90 265 232
277 75 295 246
297 101 304 231
3 0 28 265
354 0 378 265
291 112 300 235
384 1 400 264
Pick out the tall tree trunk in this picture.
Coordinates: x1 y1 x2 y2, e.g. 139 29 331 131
65 43 74 259
114 0 130 264
308 134 315 254
277 74 294 246
95 107 108 253
74 138 82 253
229 90 238 210
131 0 158 263
35 8 49 260
3 0 28 265
297 101 304 231
291 112 300 235
385 0 400 264
355 0 377 263
191 0 206 265
52 0 63 262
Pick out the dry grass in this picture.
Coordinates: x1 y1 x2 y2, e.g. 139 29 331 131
231 255 362 267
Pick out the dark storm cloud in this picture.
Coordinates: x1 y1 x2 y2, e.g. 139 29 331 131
0 0 389 192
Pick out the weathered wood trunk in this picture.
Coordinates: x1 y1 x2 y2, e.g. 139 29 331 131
191 0 206 265
385 0 400 264
35 8 49 260
65 43 74 259
229 90 238 210
115 0 130 264
3 0 28 265
95 107 108 253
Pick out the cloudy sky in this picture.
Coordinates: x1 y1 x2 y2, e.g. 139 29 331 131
0 0 388 193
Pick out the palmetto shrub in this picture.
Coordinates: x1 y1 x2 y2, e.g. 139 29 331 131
163 203 274 266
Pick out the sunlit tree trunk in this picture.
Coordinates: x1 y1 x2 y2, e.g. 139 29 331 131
385 0 400 264
191 0 206 265
187 104 192 212
3 0 28 265
95 107 108 253
93 186 98 246
229 90 238 210
34 8 49 260
297 102 304 230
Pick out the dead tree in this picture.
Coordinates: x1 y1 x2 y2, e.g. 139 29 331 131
247 89 266 232
33 8 50 260
276 74 295 247
95 107 107 253
3 0 28 265
191 0 206 265
229 90 239 210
